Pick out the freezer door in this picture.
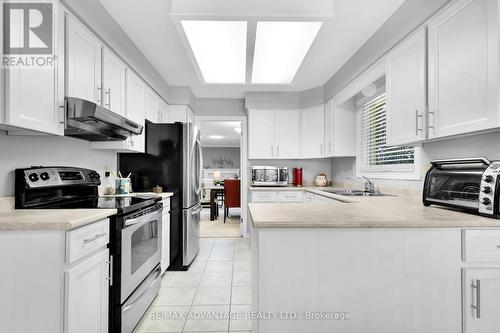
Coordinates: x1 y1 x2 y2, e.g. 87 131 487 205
183 203 201 266
183 123 202 208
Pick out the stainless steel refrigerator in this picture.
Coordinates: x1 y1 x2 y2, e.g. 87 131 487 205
118 121 202 269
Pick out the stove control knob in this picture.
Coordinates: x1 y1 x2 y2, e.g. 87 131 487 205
481 197 492 206
40 172 50 181
483 175 494 183
482 186 492 194
28 173 39 182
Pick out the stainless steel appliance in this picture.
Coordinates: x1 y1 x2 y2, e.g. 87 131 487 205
65 97 143 141
14 166 163 333
251 166 289 186
423 157 500 217
119 121 202 269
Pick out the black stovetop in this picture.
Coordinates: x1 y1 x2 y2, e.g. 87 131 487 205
36 195 160 215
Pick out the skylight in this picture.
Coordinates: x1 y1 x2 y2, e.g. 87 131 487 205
251 21 322 84
181 20 247 84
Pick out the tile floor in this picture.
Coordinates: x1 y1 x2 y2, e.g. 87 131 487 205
134 237 252 333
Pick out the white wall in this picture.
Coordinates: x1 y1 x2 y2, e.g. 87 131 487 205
202 147 241 169
331 131 500 191
195 98 246 116
250 159 332 184
0 133 116 196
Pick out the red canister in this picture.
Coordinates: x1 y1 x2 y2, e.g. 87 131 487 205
293 167 303 187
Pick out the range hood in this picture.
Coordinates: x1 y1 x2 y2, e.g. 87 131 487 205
65 97 143 141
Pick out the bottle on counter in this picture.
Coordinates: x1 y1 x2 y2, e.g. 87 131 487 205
293 167 303 187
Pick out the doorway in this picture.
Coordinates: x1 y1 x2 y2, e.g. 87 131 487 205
196 118 247 238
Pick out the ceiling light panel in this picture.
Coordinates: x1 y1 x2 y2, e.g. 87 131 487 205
252 21 322 84
181 20 247 84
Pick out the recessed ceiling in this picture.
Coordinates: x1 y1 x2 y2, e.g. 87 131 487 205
199 121 242 147
99 0 406 98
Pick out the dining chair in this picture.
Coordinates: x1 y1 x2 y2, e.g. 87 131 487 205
223 179 240 223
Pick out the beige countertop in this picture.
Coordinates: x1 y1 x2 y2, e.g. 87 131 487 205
0 208 117 231
248 189 500 229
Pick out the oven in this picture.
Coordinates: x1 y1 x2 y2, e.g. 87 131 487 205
423 157 500 218
110 202 163 333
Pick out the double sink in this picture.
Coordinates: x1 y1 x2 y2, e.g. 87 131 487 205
319 188 396 197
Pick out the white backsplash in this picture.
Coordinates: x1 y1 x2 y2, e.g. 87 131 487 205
249 158 332 183
0 132 116 196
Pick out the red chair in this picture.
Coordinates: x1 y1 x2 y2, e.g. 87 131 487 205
224 179 240 223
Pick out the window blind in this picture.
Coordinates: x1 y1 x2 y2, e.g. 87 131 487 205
360 92 415 170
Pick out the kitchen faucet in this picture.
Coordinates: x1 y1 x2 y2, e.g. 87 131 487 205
348 176 376 193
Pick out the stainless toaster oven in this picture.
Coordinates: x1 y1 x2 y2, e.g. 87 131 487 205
251 166 289 187
423 157 500 218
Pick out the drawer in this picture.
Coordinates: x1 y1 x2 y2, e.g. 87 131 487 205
66 219 109 264
252 191 277 203
463 229 500 262
277 191 303 203
303 191 315 203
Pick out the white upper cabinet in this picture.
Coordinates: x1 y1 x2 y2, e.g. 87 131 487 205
2 2 65 135
275 110 300 159
324 99 356 157
300 106 325 159
427 0 498 139
145 87 160 123
102 48 127 116
386 28 427 146
91 68 146 152
66 15 102 104
166 104 194 123
248 110 275 159
158 99 169 123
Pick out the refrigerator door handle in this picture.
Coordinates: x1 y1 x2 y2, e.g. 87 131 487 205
195 138 203 195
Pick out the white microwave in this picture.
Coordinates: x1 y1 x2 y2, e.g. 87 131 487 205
251 166 289 186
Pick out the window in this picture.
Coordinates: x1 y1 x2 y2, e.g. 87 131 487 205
358 91 419 177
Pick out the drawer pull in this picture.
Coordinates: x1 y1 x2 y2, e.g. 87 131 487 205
83 232 106 244
497 245 500 249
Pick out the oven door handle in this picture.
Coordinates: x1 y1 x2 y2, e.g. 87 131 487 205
124 209 161 227
122 266 161 312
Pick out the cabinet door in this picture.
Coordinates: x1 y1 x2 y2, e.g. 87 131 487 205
300 106 325 158
66 249 109 333
324 100 334 157
463 268 500 333
145 87 159 123
248 111 275 159
4 2 64 135
102 48 126 116
386 28 427 146
157 99 168 123
428 0 498 139
66 15 102 104
125 69 146 152
275 110 300 159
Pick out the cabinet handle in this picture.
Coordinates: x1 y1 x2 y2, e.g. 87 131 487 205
329 141 332 154
320 143 323 156
428 108 435 131
471 279 481 318
415 110 423 135
277 145 280 157
271 145 274 157
106 255 113 286
83 232 106 244
97 86 102 104
59 105 65 124
105 88 111 108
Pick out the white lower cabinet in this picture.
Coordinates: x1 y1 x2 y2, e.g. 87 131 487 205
463 268 500 333
314 194 336 204
303 191 315 203
0 219 111 333
251 191 278 203
277 191 303 203
66 248 110 333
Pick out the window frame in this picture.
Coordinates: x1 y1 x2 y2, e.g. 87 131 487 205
356 88 422 181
